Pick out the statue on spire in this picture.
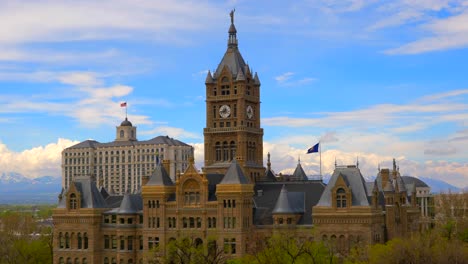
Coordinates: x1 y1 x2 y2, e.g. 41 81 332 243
230 9 235 24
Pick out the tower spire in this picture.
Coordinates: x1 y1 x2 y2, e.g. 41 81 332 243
228 9 238 48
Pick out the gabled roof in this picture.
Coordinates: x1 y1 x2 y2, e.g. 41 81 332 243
71 176 108 208
383 180 394 192
219 159 249 184
146 163 174 186
272 185 305 214
317 166 370 206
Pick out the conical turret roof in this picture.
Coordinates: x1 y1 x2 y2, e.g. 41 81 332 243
219 159 249 184
147 163 174 186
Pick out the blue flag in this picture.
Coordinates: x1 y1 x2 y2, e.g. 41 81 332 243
307 143 319 154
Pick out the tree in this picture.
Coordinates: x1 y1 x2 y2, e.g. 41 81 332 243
145 236 227 264
237 231 336 264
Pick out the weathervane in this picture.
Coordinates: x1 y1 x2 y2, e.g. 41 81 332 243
230 9 235 24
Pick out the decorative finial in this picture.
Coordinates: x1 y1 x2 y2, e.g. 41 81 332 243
378 163 380 172
393 158 396 171
230 9 235 24
298 155 301 164
335 157 337 168
267 152 271 170
356 156 359 168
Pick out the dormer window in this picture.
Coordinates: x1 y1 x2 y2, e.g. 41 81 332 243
336 188 347 208
69 193 77 209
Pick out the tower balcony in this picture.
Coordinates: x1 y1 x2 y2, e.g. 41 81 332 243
204 127 263 135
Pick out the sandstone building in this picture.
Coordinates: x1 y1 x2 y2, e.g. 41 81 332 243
62 118 193 194
53 12 424 264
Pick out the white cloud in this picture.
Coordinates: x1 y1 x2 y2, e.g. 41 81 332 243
0 138 79 179
275 72 294 83
274 72 316 86
0 1 222 46
384 7 468 54
140 126 202 140
263 89 468 131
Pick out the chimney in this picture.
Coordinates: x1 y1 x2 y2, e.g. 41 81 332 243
381 169 390 189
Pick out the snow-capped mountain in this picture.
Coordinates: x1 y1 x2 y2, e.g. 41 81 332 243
0 172 62 204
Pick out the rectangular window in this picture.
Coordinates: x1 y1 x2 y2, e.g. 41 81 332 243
104 235 110 249
120 236 125 250
139 236 143 250
128 236 133 251
148 237 153 249
111 236 117 249
224 238 236 254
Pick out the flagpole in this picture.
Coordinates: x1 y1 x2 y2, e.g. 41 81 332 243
319 141 322 180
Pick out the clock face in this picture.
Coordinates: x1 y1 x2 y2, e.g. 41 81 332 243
219 105 231 118
246 105 253 119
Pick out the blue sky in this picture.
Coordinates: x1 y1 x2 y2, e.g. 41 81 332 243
0 0 467 187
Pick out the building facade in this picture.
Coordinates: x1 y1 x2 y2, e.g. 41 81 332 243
203 10 265 180
62 118 193 194
313 161 420 253
53 11 424 264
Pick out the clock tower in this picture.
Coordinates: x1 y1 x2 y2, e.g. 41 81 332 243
203 10 265 181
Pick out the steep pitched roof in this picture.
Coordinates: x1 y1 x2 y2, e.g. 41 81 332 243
292 162 308 181
72 176 108 208
317 166 370 206
108 193 142 214
263 168 277 182
272 185 305 214
253 181 325 225
146 163 174 186
219 159 249 184
214 13 247 78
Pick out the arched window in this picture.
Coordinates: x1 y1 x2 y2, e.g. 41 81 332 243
230 141 236 161
221 77 230 95
65 232 70 248
77 233 82 249
59 257 64 264
222 141 228 161
82 258 87 264
215 142 221 161
104 257 109 264
67 258 72 264
69 193 77 209
120 130 124 138
74 258 80 264
336 188 347 208
84 233 88 249
59 232 64 248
